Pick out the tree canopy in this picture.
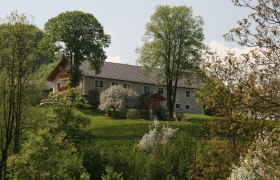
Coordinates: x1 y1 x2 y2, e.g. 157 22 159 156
99 85 138 111
0 11 45 178
137 5 204 119
43 11 111 87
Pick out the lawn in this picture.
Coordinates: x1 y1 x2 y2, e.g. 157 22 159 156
76 108 209 139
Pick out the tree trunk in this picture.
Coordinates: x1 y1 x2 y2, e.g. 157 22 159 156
167 79 174 120
0 150 8 180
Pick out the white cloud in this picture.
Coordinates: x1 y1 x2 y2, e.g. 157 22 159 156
207 40 253 56
106 55 122 63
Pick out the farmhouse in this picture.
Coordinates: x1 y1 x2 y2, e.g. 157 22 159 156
47 59 203 114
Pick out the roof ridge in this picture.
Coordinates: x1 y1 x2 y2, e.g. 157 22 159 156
104 61 141 68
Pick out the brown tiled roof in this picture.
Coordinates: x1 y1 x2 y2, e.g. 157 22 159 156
80 61 200 89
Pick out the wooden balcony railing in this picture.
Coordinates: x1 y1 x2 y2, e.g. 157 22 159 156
58 86 67 92
59 73 69 80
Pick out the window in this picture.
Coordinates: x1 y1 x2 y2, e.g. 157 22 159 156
185 105 190 110
175 104 181 109
123 83 130 89
57 83 60 89
144 86 150 93
186 90 190 97
95 80 103 88
158 87 164 94
112 82 118 86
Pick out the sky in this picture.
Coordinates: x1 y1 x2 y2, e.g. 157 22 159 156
0 0 252 65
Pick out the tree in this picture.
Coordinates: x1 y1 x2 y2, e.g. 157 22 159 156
137 5 204 119
0 11 42 178
7 131 89 179
8 88 91 179
44 88 90 143
98 85 138 112
87 88 101 109
223 0 280 120
43 11 111 87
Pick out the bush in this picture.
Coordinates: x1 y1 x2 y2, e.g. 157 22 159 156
140 110 151 120
175 112 184 121
113 109 128 119
137 120 178 152
82 147 105 180
101 166 124 180
153 108 166 120
87 89 100 109
126 109 141 119
99 86 138 111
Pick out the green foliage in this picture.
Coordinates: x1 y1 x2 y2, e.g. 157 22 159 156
139 110 151 120
187 116 276 179
152 108 166 120
82 146 106 180
33 59 60 82
0 11 46 178
189 139 238 180
101 166 124 180
137 5 204 119
87 88 101 109
201 117 267 142
46 88 91 142
93 132 197 179
43 10 111 87
8 130 88 179
113 109 128 119
126 109 141 119
7 88 92 179
195 75 228 116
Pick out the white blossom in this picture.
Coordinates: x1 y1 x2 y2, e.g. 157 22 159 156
228 129 280 180
98 85 138 111
137 120 178 152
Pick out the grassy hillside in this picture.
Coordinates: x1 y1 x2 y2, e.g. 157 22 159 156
77 108 211 137
75 108 212 150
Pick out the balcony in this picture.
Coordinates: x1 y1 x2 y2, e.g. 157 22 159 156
58 86 67 92
59 73 69 80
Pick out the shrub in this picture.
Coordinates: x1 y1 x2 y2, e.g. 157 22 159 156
126 109 141 119
140 110 151 120
113 109 128 119
101 166 124 180
138 120 178 152
228 129 280 180
82 147 105 180
99 85 138 111
152 108 165 120
175 112 184 121
87 88 100 109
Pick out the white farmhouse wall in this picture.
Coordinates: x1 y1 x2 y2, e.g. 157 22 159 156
81 76 203 114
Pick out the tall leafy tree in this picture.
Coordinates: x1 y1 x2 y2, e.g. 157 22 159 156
137 5 204 119
43 11 111 87
223 0 280 119
0 11 41 178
